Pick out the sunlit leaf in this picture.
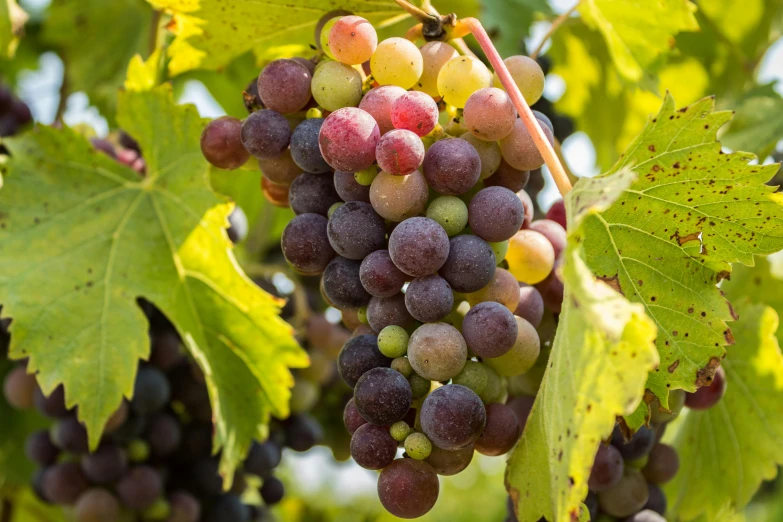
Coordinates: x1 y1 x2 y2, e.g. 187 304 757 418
722 84 783 160
0 0 27 58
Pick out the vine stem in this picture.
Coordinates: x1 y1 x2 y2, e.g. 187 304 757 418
461 18 573 196
530 1 581 60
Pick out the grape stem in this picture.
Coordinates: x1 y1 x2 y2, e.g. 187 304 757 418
460 18 573 196
530 2 581 60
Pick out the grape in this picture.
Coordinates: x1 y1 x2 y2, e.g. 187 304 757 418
359 250 407 297
359 85 406 134
42 461 89 505
479 364 504 403
532 111 554 133
389 217 450 277
377 459 439 518
281 213 335 275
391 91 439 137
74 489 120 522
3 365 36 409
257 59 312 113
436 237 495 296
437 56 492 108
145 413 181 456
422 138 481 195
536 260 564 313
168 491 201 522
323 256 372 308
319 107 380 172
611 425 656 461
378 325 409 358
499 118 554 171
626 510 667 522
588 444 624 492
506 395 534 431
149 330 184 371
337 334 391 387
409 373 432 399
132 367 170 415
290 118 331 173
116 465 163 511
517 190 534 228
685 366 726 410
258 149 302 186
462 302 518 358
453 361 488 395
240 110 290 159
404 432 432 460
244 440 282 477
546 199 567 229
204 494 250 522
421 384 486 450
25 430 60 466
367 293 416 332
318 15 341 58
493 55 545 105
467 267 521 312
260 476 285 504
469 186 525 242
515 284 545 327
413 41 459 97
343 398 368 434
649 389 686 424
644 483 667 515
371 37 423 89
484 316 540 377
425 196 468 237
192 457 223 496
425 444 474 476
369 169 429 222
354 367 412 425
597 468 649 518
475 403 521 456
261 177 291 207
463 87 516 142
283 413 323 451
460 132 502 180
405 276 453 324
200 116 250 170
288 172 341 216
350 423 397 469
103 402 130 434
327 201 386 259
484 159 530 192
642 443 679 484
406 323 467 381
327 15 377 65
91 138 117 158
529 219 566 258
80 442 128 484
334 170 371 203
375 129 425 176
392 356 413 377
507 229 556 285
311 61 363 111
52 416 89 453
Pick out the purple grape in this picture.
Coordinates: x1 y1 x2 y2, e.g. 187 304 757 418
377 459 439 518
547 199 567 229
405 275 453 323
350 423 397 469
484 159 530 192
288 172 341 216
327 201 386 260
354 367 412 425
588 444 624 492
468 186 525 242
375 129 425 175
258 149 302 186
25 430 60 466
42 462 89 505
343 398 368 434
685 366 726 410
283 413 323 451
34 384 71 419
367 293 416 332
420 384 486 450
204 494 250 522
438 235 496 293
200 116 249 170
644 483 667 515
52 416 89 453
116 466 163 511
257 59 312 114
290 118 331 173
462 302 517 358
425 445 474 476
334 170 371 203
391 90 439 137
422 138 481 195
80 442 128 484
388 217 450 277
359 250 407 298
73 488 120 522
474 403 520 456
260 476 285 504
319 107 380 172
322 256 372 308
359 85 406 134
145 413 181 456
611 425 656 461
240 109 291 159
514 284 545 327
529 219 566 258
536 258 564 314
337 334 392 387
131 367 170 415
168 491 201 522
281 213 336 275
642 443 680 484
244 440 282 477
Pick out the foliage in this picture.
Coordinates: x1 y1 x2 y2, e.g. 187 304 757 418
0 0 26 59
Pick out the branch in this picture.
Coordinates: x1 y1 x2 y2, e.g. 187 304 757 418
530 1 581 60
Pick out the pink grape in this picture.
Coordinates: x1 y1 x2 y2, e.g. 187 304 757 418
463 87 516 141
329 16 378 65
359 85 406 134
391 91 439 137
257 59 312 114
499 118 554 171
319 107 380 172
375 129 425 175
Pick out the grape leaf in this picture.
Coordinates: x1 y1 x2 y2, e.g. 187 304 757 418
0 0 26 58
578 94 783 414
0 86 308 481
664 300 783 521
722 84 783 161
481 0 552 57
508 171 659 522
578 0 698 83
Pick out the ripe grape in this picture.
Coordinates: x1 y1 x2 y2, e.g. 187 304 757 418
375 129 425 175
459 132 501 180
42 461 89 505
334 170 371 202
317 15 342 58
685 366 726 410
437 56 492 108
354 367 412 425
200 116 249 170
204 494 250 522
499 118 554 171
319 108 381 173
462 302 518 358
25 430 59 466
378 459 439 519
405 275 454 323
517 189 534 228
327 201 386 259
116 465 163 510
536 260 564 313
493 55 545 105
371 37 424 89
463 87 516 141
597 468 649 518
529 219 567 258
261 177 291 207
244 440 282 477
290 118 331 173
74 488 120 522
484 159 530 192
350 423 398 469
282 213 336 275
3 365 36 409
359 250 407 298
283 413 323 451
311 61 363 111
484 316 540 377
322 256 372 308
425 444 474 476
515 284 545 328
289 172 341 215
439 234 496 293
391 91 439 137
146 413 181 456
475 403 521 456
422 138 481 195
80 442 128 484
168 491 201 522
257 59 312 113
367 293 416 332
411 41 458 98
240 110 291 159
546 199 567 229
642 443 680 484
337 334 391 387
506 395 534 431
359 85 406 134
369 169 429 221
328 16 378 65
52 415 89 453
388 217 450 277
404 432 433 460
343 398 368 434
260 476 285 504
467 267 521 311
588 443 624 492
258 149 302 186
469 186 525 242
649 389 686 424
506 229 556 285
645 483 667 515
378 325 409 358
420 384 486 450
611 425 656 461
132 367 170 415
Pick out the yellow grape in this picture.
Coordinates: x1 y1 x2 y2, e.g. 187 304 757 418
506 229 555 284
319 16 341 60
493 55 545 105
484 316 540 377
437 56 492 108
311 61 363 111
371 37 423 89
415 41 458 97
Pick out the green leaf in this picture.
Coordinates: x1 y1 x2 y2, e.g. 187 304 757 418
578 94 783 413
722 84 783 161
0 86 307 481
723 257 783 346
0 0 27 58
664 300 783 521
578 0 698 83
480 0 552 57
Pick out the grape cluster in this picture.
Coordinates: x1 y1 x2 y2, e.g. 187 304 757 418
0 84 33 154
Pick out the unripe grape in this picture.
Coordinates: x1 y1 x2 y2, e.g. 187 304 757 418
506 229 556 285
493 55 545 105
415 41 458 97
484 316 540 377
405 432 433 460
311 61 363 111
426 196 469 236
407 323 467 382
437 56 491 108
371 37 424 89
328 16 378 65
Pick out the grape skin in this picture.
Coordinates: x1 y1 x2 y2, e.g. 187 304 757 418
685 366 726 409
240 110 291 160
506 229 556 285
528 219 567 258
437 56 492 108
462 302 517 359
405 275 453 324
425 444 474 476
311 61 363 111
328 16 378 65
359 250 407 298
474 403 521 456
319 107 380 172
354 367 412 425
42 461 89 505
546 199 567 229
420 384 486 451
359 85 406 134
146 413 181 456
499 118 554 171
391 91 439 137
290 118 332 173
257 150 301 186
493 55 545 105
200 116 249 170
597 468 649 518
334 170 371 203
289 172 342 216
377 459 439 519
536 258 564 313
588 443 624 492
463 87 516 141
343 398 368 434
369 170 429 222
74 488 120 522
350 423 397 469
649 389 686 424
260 476 285 504
484 159 530 192
204 494 250 522
468 186 525 242
168 491 201 522
371 37 424 89
25 430 60 466
611 425 656 461
261 177 290 207
116 465 163 511
282 213 336 275
80 442 128 484
389 217 450 278
34 384 70 419
327 201 386 260
459 132 502 180
641 443 680 484
517 190 535 228
467 267 521 312
52 416 89 453
132 367 170 415
367 293 416 332
439 235 496 293
422 138 481 196
414 41 458 97
484 316 540 377
375 129 425 176
322 256 372 308
257 59 312 114
514 283 545 327
337 334 391 387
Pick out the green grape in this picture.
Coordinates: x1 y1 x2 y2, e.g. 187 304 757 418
426 196 469 236
355 165 379 186
371 37 424 89
478 364 502 403
378 325 409 358
142 498 171 520
404 432 433 460
627 455 649 470
452 361 488 395
391 421 414 442
306 107 323 119
319 16 341 59
437 56 492 108
460 132 501 180
290 379 320 412
357 306 369 325
311 61 363 111
127 439 150 462
484 316 540 377
493 55 545 105
409 373 432 399
489 240 509 265
327 202 343 218
392 357 413 378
